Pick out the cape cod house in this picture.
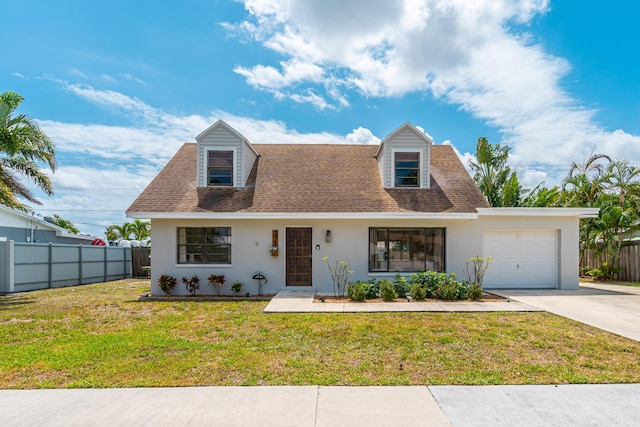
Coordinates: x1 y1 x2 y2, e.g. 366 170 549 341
127 121 597 295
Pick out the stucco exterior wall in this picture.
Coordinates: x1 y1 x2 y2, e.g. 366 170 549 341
149 214 581 295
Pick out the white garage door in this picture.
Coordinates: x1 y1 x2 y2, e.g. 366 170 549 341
482 229 558 289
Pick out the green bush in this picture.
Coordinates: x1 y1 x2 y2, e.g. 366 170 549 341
467 283 483 301
347 281 369 301
365 278 379 299
393 274 410 298
379 279 397 301
434 277 468 300
410 283 427 301
410 270 450 297
409 270 469 300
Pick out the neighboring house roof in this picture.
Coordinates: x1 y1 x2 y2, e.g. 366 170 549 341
0 204 94 241
127 142 489 217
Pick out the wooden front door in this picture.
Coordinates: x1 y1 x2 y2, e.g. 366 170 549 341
286 227 312 286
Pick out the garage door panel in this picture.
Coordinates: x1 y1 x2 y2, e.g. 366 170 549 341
483 229 557 289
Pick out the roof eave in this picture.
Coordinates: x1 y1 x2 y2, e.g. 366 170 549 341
126 211 479 220
476 207 600 218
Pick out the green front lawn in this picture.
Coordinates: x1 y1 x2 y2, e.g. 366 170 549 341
1 279 639 388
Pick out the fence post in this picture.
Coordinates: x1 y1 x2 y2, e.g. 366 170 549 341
123 247 127 279
104 246 108 282
48 243 53 289
78 244 83 285
0 240 15 293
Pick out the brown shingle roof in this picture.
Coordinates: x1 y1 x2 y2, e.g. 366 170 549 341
127 143 489 215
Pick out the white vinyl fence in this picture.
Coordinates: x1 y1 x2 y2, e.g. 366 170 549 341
0 241 131 293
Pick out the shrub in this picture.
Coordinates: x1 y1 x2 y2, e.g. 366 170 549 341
181 275 200 296
231 280 244 295
347 281 369 301
323 257 353 297
435 277 468 300
467 283 484 301
158 274 177 296
393 274 410 298
410 283 426 301
410 270 450 297
464 256 491 289
379 279 397 301
207 274 226 295
365 278 379 299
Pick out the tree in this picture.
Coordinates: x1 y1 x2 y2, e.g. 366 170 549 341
468 137 522 207
106 223 134 241
105 220 150 241
131 219 150 240
45 214 80 234
562 153 611 207
0 92 56 211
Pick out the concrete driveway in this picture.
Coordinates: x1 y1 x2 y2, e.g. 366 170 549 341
492 282 640 342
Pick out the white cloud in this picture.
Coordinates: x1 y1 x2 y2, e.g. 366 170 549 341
346 127 381 145
32 84 384 236
120 73 149 86
11 72 25 79
227 0 640 182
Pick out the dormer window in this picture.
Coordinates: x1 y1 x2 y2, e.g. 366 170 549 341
394 152 420 187
207 150 234 186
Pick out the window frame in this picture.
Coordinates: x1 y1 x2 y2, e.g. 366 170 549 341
393 149 422 188
177 227 232 265
205 147 237 187
368 227 445 273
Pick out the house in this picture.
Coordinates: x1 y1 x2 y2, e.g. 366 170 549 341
0 205 94 245
127 121 598 295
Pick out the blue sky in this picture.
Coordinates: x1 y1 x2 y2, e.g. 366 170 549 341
2 0 639 237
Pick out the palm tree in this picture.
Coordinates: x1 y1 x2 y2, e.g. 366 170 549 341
131 219 150 240
106 223 135 241
605 160 640 207
45 214 80 234
0 92 56 211
562 153 612 207
468 137 512 206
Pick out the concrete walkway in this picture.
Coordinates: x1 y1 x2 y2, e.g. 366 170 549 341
264 290 541 313
2 384 640 426
492 282 640 342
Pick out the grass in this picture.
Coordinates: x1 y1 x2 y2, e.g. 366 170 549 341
1 279 640 388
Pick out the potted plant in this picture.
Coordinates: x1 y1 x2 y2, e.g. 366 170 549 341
207 274 226 295
158 274 177 296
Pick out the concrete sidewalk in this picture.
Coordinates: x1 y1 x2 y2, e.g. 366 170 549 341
264 290 541 313
2 384 640 426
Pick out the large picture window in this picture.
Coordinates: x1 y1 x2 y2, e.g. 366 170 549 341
394 152 420 187
207 150 234 186
177 227 231 264
369 227 445 272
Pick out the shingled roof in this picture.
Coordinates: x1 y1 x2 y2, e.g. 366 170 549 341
127 143 489 215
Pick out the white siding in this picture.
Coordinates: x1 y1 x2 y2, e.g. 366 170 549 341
380 128 431 188
148 214 581 296
243 140 258 183
197 125 257 188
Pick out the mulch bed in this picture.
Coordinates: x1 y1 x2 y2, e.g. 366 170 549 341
139 294 275 302
314 292 505 303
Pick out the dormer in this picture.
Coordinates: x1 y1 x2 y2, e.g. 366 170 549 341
375 122 432 189
195 120 259 188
